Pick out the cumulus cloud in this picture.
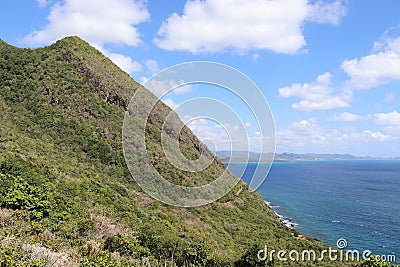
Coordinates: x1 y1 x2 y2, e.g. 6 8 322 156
176 113 398 153
94 46 142 74
25 0 149 75
278 72 351 111
359 130 390 142
184 117 251 151
277 118 392 151
328 112 365 122
383 125 400 138
327 110 400 126
162 98 179 109
373 111 400 126
144 79 193 97
342 36 400 89
177 115 271 153
155 0 346 54
25 0 149 46
107 53 142 74
145 59 160 74
277 118 328 147
307 0 347 25
280 33 400 111
184 117 230 151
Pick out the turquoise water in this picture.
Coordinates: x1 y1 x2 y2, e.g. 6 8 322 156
227 161 400 263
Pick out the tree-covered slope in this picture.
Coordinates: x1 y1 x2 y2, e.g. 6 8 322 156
0 37 363 266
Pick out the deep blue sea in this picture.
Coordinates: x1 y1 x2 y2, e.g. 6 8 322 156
227 161 400 263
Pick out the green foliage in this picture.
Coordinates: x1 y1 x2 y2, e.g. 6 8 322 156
138 220 182 261
358 255 395 267
181 240 210 267
234 245 274 267
0 244 46 267
103 233 150 258
79 251 134 267
0 173 51 220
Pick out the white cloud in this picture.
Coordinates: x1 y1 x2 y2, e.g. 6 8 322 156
373 111 400 126
360 130 390 142
95 46 142 74
328 112 365 122
277 118 336 148
175 113 397 153
276 118 392 150
307 0 347 25
138 76 149 84
291 97 350 112
187 119 251 151
25 0 149 47
144 79 193 97
24 0 149 75
342 37 400 89
181 115 271 152
281 33 400 112
278 72 351 111
155 0 346 54
382 125 400 138
162 98 179 109
327 110 400 126
107 52 142 74
145 59 160 74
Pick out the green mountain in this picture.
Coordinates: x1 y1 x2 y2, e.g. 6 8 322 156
0 37 366 266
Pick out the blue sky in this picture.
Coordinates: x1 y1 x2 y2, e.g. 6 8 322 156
1 0 400 157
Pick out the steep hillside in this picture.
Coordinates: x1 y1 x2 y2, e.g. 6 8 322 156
0 37 357 266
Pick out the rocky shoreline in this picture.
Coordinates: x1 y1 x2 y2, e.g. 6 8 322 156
265 201 298 229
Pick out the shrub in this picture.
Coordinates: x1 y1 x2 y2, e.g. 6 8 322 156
104 233 150 258
0 173 51 220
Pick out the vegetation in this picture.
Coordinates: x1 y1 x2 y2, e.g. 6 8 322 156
0 37 397 266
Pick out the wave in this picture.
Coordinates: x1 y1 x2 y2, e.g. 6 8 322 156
265 201 280 208
264 201 298 229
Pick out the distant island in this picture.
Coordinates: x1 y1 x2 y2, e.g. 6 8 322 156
215 151 399 162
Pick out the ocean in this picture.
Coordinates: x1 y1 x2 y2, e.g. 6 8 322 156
226 160 400 263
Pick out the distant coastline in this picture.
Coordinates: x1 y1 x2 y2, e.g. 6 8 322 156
216 151 400 162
